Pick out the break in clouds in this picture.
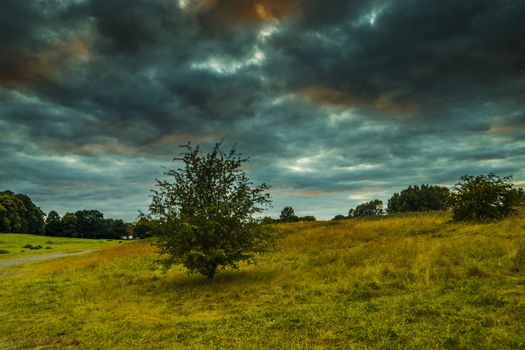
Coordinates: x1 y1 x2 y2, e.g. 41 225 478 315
1 0 524 220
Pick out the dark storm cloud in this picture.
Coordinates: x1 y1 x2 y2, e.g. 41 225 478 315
1 0 524 219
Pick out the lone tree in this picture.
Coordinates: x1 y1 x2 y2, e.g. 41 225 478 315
279 206 298 222
450 174 524 222
149 142 275 281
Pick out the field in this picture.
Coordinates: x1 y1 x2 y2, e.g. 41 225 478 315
1 211 525 349
0 233 119 262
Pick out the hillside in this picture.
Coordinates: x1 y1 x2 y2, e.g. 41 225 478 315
1 211 524 349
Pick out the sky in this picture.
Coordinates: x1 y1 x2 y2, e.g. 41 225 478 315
1 0 524 221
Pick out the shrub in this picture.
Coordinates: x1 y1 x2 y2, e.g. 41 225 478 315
349 199 384 218
22 244 33 249
0 249 9 254
449 174 524 222
331 214 346 221
387 185 450 213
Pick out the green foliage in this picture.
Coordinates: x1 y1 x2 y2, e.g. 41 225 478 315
150 142 275 281
0 249 9 254
16 193 45 234
45 210 130 239
449 174 524 222
75 210 106 238
132 214 156 239
0 191 44 234
331 214 346 221
279 206 299 222
104 218 129 239
387 185 450 214
60 212 79 237
349 199 384 218
299 215 316 222
45 211 62 236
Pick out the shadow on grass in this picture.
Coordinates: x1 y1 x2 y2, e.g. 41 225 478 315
158 267 279 290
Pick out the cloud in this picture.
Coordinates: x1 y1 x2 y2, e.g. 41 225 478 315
182 0 298 24
301 87 418 115
1 0 524 220
0 38 91 87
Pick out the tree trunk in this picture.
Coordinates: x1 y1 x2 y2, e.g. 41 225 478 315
205 263 217 283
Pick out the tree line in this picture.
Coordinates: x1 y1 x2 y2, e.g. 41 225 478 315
273 176 524 223
0 191 141 239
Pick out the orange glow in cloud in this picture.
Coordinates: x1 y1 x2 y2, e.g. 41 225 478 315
302 87 419 115
182 0 298 23
44 132 225 155
0 38 90 87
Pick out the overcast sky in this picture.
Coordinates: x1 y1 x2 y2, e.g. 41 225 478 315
1 0 524 220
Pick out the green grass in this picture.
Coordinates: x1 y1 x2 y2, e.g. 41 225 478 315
0 233 119 261
1 211 525 349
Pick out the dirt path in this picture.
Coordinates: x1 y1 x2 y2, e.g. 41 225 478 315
0 250 92 267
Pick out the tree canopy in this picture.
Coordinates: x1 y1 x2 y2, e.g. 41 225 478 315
279 206 298 222
349 199 384 218
0 191 44 234
387 185 450 214
149 142 275 281
450 174 524 222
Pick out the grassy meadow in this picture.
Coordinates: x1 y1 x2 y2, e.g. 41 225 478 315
1 211 525 349
0 233 119 261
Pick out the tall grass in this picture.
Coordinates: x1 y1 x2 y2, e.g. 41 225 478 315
1 210 524 349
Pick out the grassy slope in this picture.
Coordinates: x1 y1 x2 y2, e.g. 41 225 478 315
0 233 119 261
1 211 524 349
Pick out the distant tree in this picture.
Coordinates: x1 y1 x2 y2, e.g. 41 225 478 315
387 185 450 214
0 191 44 234
149 142 275 281
104 218 129 239
0 191 24 233
299 215 316 222
280 206 299 223
15 193 45 234
45 211 62 236
60 212 78 237
75 210 105 238
331 214 346 221
350 199 384 218
450 174 524 222
132 215 156 239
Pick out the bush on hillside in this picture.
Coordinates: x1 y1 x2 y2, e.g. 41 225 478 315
387 185 449 214
349 199 384 218
280 206 299 223
449 174 524 222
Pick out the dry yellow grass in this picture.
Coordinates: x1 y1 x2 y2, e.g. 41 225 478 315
1 210 524 349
